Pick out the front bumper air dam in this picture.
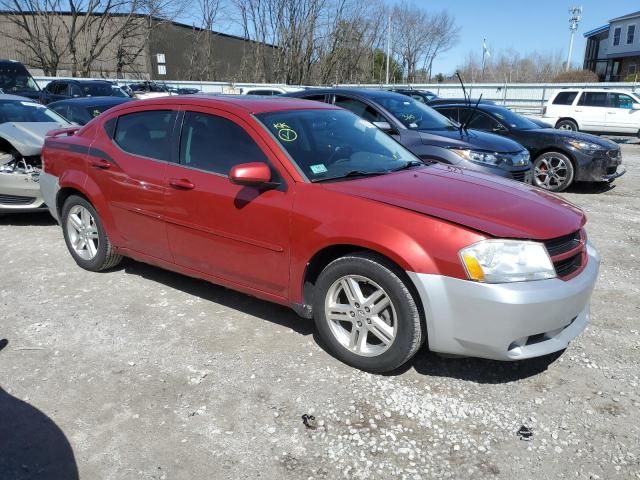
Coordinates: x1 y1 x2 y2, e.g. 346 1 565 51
408 241 600 360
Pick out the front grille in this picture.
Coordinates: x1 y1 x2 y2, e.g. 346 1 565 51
511 171 528 182
0 193 36 205
543 230 585 279
553 253 583 277
543 230 581 256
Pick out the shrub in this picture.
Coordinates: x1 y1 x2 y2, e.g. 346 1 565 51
551 69 599 83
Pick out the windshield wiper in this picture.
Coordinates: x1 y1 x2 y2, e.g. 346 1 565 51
388 160 424 172
312 170 386 182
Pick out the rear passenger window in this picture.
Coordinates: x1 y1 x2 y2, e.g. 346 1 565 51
437 108 459 123
334 96 386 123
114 110 177 161
578 92 608 107
552 91 578 105
179 111 268 175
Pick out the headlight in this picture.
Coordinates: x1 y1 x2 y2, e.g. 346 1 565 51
566 139 605 152
459 239 556 283
450 149 500 166
513 150 530 166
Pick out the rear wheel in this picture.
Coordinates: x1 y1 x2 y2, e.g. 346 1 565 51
556 119 578 132
61 195 122 271
313 253 424 373
533 152 574 192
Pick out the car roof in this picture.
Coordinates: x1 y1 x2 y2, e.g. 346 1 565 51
0 93 37 101
287 87 406 99
51 79 114 85
103 95 341 116
48 96 132 107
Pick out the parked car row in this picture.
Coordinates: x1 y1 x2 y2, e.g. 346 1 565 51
0 70 616 373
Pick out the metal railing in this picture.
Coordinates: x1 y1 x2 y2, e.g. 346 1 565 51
32 77 640 116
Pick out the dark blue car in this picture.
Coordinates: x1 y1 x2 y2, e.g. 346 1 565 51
284 88 532 182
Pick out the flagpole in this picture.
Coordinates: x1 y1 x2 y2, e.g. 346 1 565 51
481 38 486 82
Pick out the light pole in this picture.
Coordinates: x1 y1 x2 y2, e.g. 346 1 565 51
566 6 583 71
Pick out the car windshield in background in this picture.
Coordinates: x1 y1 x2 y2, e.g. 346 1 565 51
489 107 541 130
257 109 420 182
0 70 39 93
376 95 454 130
81 83 127 97
0 100 68 124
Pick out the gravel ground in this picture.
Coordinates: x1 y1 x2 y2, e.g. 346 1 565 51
1 141 639 480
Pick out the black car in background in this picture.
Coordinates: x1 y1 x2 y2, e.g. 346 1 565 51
284 88 532 182
0 60 41 101
40 79 129 104
433 101 625 191
389 88 438 103
48 97 132 125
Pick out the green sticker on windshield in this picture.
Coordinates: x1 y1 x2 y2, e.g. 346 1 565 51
310 164 328 174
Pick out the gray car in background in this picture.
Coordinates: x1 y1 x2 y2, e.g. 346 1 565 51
0 94 70 213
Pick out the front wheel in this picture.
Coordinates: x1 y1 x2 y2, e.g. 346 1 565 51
313 253 424 373
61 195 122 271
533 152 574 192
556 119 578 132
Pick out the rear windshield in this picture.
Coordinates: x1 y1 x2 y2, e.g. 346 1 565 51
0 100 68 124
552 91 578 105
375 95 454 130
0 66 40 93
82 83 128 97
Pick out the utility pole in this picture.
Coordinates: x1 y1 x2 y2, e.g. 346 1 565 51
385 14 391 85
566 6 583 71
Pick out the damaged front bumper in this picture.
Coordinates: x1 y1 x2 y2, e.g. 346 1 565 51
0 159 46 212
575 148 626 183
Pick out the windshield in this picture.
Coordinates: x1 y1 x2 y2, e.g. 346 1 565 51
0 67 40 92
376 95 454 130
0 100 69 124
489 107 541 130
257 109 421 182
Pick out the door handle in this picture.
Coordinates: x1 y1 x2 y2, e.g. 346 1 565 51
169 178 195 190
574 109 582 112
90 159 111 169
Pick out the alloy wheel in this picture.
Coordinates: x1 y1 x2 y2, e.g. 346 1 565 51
535 156 569 189
66 205 99 260
324 275 397 357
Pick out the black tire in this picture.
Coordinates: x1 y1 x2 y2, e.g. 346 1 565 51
533 152 575 192
556 119 578 132
313 253 424 373
61 195 122 271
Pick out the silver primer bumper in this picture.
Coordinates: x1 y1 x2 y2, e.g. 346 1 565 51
39 171 60 222
408 242 600 360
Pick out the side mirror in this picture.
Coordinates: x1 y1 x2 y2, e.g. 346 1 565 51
632 103 640 110
229 162 273 187
372 121 393 132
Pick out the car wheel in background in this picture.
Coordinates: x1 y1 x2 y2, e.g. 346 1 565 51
313 253 424 373
533 152 574 192
556 119 578 132
61 195 122 271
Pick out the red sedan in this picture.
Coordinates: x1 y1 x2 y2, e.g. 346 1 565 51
39 96 599 372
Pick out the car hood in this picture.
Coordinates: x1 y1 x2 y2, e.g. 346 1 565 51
528 128 619 149
321 164 585 239
0 122 68 156
419 128 524 153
